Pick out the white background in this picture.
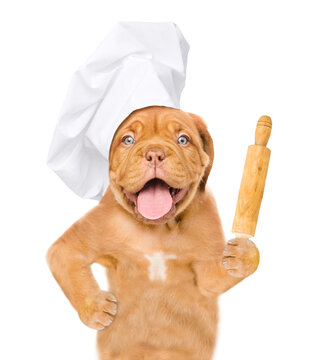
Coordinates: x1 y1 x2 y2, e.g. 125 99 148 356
1 1 325 359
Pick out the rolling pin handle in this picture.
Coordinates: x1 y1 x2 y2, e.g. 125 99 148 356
255 115 272 146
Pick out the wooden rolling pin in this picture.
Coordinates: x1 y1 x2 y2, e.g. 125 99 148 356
232 115 272 239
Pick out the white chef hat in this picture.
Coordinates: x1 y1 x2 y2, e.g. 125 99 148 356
47 22 189 200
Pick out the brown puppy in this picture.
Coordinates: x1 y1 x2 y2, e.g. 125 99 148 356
47 106 259 360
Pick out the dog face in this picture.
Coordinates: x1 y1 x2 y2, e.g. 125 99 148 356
109 106 214 224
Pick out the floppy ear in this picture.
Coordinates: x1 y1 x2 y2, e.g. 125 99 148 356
188 113 214 191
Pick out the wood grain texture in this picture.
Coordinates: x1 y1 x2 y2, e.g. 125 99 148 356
232 116 272 238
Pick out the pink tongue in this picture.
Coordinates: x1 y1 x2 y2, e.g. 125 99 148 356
137 179 173 220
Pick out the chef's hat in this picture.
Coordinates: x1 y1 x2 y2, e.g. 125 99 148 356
47 22 189 200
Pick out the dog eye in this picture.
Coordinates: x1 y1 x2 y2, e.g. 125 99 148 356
122 136 135 145
177 135 189 145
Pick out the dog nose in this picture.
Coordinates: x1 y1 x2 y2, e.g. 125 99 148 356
145 149 166 164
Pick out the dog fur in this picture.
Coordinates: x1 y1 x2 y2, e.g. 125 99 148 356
47 106 259 360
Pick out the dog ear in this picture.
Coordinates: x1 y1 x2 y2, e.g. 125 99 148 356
188 113 214 191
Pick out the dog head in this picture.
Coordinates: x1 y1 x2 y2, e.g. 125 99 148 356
108 106 213 224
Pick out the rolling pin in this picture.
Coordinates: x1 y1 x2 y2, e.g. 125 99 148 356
232 115 272 239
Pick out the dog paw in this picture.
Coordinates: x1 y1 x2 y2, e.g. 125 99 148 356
222 238 260 278
78 290 118 330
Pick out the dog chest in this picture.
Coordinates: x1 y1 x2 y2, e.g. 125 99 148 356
144 251 177 282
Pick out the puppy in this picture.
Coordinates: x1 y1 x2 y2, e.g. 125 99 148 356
47 106 259 360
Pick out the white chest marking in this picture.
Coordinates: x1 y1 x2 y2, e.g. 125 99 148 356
144 251 177 282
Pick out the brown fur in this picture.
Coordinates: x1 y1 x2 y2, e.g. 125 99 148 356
47 106 259 360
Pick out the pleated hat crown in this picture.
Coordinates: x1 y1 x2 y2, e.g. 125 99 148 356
47 22 189 200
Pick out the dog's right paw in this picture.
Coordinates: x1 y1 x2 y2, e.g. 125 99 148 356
78 290 118 330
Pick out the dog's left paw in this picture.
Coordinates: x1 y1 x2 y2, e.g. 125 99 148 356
222 238 260 278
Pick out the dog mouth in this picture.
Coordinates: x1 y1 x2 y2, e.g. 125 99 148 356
123 178 189 220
